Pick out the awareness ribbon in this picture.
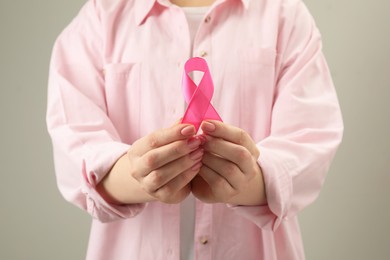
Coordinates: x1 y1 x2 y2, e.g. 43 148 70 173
181 57 222 131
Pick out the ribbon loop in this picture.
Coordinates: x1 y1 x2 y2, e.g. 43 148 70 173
181 57 222 131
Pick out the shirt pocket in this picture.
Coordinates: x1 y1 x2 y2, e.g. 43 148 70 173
104 63 141 144
239 48 277 133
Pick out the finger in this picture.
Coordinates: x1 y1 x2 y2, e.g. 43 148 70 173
198 164 237 199
139 148 203 192
201 120 259 158
154 163 201 200
202 136 255 174
132 123 197 156
202 152 247 190
137 137 203 175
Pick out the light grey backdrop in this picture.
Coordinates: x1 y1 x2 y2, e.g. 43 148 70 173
0 0 389 259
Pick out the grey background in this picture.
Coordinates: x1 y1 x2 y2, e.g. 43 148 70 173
0 0 389 259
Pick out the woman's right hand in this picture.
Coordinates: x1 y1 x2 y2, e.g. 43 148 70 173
127 123 204 204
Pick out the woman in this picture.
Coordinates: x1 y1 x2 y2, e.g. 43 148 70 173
47 0 343 259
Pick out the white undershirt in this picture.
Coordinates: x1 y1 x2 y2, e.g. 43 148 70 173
180 7 209 260
182 6 210 49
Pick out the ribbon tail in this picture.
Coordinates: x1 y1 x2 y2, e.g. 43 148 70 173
204 103 222 122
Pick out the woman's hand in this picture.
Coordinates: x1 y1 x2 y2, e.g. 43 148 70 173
191 121 267 206
127 123 204 204
97 123 204 205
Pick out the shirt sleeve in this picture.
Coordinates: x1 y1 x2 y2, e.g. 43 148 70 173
228 0 343 231
46 0 145 222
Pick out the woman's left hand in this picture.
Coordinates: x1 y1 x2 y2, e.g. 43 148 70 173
191 120 267 206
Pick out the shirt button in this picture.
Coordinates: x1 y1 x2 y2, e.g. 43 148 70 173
204 16 211 23
199 51 208 57
199 237 209 245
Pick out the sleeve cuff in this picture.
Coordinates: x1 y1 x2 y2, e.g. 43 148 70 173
227 143 293 231
81 141 146 222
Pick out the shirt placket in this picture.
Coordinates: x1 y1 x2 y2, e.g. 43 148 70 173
192 8 216 260
192 8 213 60
162 204 181 259
158 6 193 260
194 200 213 260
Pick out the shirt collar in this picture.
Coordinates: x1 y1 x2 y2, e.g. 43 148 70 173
135 0 250 25
135 0 157 25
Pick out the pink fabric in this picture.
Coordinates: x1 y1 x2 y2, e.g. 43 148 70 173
46 0 343 259
182 57 222 131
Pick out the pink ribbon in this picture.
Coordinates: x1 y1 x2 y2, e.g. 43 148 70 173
181 57 222 131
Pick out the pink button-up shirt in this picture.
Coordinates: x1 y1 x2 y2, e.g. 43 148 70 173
46 0 343 259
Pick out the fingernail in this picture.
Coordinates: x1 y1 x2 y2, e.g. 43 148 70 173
187 138 201 149
181 125 195 136
190 149 204 160
202 121 215 132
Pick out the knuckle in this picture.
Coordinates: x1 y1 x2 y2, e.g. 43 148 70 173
142 180 157 194
142 172 161 193
143 185 155 194
172 143 184 156
129 158 143 179
148 170 163 187
128 168 138 179
237 130 248 145
148 133 159 149
144 153 158 169
237 147 251 161
159 185 174 197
